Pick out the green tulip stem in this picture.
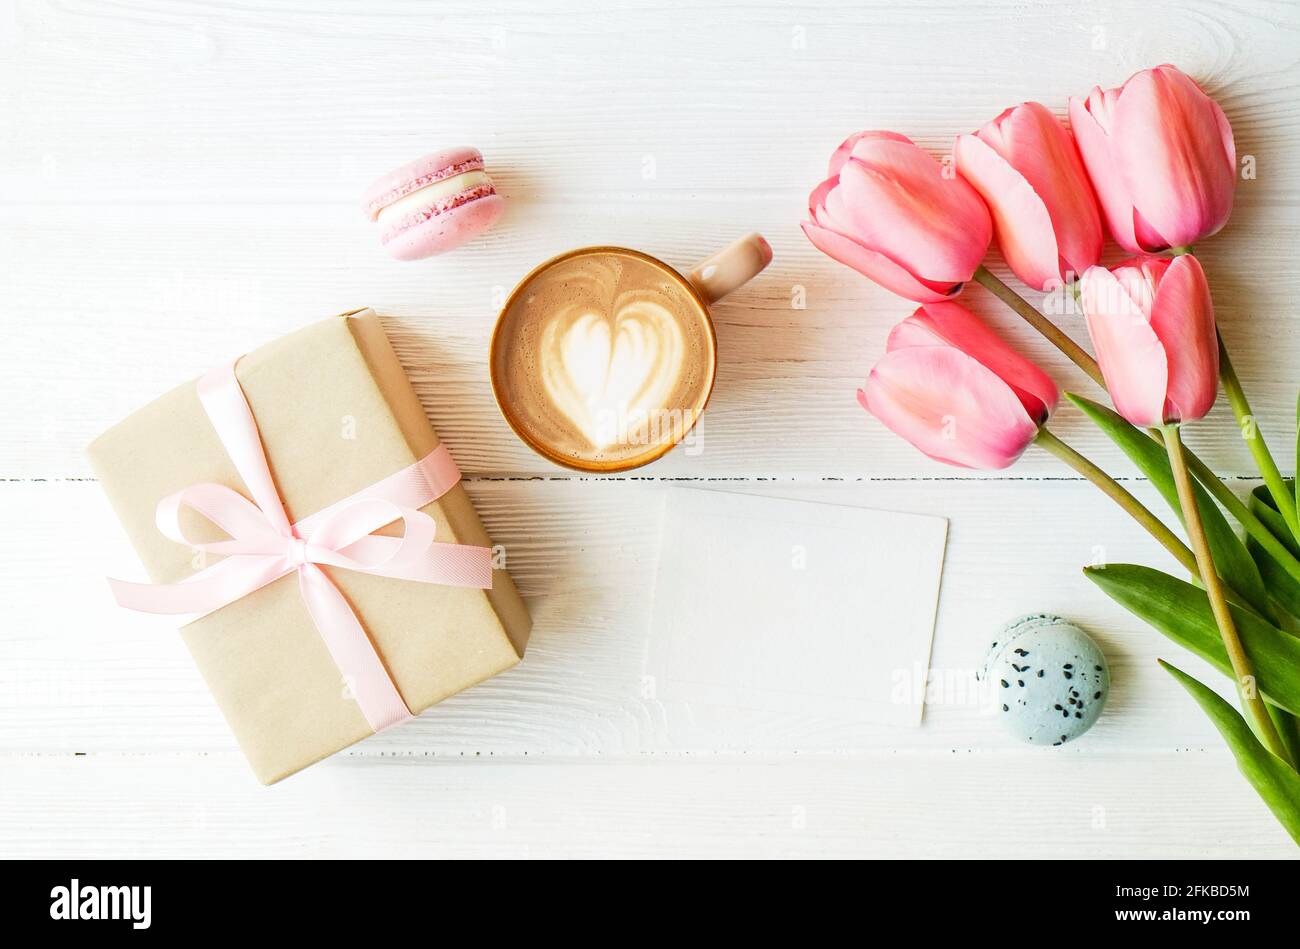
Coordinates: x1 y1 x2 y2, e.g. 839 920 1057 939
973 264 1300 584
1217 332 1300 540
1163 423 1293 765
973 266 1106 388
1034 428 1198 576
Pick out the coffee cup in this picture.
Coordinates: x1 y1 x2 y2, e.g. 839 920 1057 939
490 234 771 472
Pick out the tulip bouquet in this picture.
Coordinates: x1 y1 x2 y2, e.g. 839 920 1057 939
806 64 1300 844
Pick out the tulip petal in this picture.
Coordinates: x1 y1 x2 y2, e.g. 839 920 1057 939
889 301 1059 421
1080 265 1169 428
801 220 957 303
1109 255 1170 317
1211 95 1237 175
807 175 837 216
1148 254 1219 423
1070 93 1144 253
998 102 1103 280
1112 66 1236 249
954 132 1062 290
829 130 913 177
832 139 991 285
1131 208 1171 251
859 346 1039 469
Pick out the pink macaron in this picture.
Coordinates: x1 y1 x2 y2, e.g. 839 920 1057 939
361 147 504 260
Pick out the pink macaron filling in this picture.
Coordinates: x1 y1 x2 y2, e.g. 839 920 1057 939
362 146 504 259
378 182 498 245
363 153 486 222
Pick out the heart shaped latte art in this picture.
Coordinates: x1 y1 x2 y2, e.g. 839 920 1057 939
539 292 685 449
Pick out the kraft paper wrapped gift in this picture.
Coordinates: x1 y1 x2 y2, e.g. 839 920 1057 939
88 310 531 784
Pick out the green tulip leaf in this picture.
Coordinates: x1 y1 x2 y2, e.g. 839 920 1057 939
1084 563 1300 714
1243 482 1300 629
1068 393 1268 615
1251 481 1300 557
1246 542 1300 633
1268 704 1300 770
1160 660 1300 844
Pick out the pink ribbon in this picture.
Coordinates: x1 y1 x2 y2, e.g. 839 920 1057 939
108 361 493 732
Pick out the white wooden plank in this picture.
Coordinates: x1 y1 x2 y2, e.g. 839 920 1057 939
1 198 1296 478
1 0 1296 201
0 477 1257 755
0 753 1293 859
3 2 1299 480
4 0 1300 858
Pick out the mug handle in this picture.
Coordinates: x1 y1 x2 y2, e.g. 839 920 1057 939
686 233 772 305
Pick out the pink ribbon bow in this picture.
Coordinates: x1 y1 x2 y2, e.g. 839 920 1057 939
109 361 493 732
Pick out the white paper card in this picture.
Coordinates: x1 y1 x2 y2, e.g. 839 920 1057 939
646 489 948 725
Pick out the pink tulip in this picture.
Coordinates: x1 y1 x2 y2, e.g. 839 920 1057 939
803 131 993 303
1079 254 1218 427
858 301 1059 468
1070 65 1236 253
954 102 1103 290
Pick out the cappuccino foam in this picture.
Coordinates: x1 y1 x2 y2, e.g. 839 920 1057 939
493 250 714 468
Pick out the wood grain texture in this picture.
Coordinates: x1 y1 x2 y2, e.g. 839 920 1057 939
0 478 1284 756
3 754 1294 859
2 0 1299 479
3 199 1299 478
2 0 1299 857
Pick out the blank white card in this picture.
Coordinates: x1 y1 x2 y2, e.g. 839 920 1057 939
646 489 949 725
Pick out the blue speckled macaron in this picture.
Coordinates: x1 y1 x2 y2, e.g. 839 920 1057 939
977 614 1109 746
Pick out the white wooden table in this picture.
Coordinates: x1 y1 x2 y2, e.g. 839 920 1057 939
3 0 1298 858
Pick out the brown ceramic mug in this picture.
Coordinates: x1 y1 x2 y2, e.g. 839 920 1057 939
490 234 771 472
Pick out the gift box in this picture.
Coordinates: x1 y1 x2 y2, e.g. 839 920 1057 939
88 309 531 783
